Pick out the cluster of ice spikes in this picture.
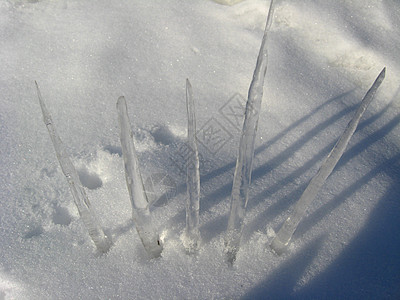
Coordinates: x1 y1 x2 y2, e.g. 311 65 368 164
36 0 386 262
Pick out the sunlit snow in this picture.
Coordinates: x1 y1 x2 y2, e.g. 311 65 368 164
1 0 399 299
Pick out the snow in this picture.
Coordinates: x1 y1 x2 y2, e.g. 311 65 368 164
1 0 400 299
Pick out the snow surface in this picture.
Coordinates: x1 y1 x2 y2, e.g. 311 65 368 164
1 0 400 298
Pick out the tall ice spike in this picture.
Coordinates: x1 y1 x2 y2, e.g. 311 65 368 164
35 81 112 253
182 79 201 253
224 0 275 264
270 68 386 255
117 96 163 258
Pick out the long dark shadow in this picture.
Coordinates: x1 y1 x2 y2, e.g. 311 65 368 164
250 102 393 208
200 102 358 214
166 92 354 226
241 105 398 243
296 122 400 238
200 91 354 185
162 91 354 206
198 100 370 242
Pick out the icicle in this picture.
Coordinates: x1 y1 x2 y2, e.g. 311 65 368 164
270 68 386 255
116 96 163 258
182 79 201 253
224 0 275 264
35 81 112 253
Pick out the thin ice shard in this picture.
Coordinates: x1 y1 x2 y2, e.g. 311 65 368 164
224 0 275 264
270 68 386 255
116 96 162 258
35 81 111 253
182 79 201 253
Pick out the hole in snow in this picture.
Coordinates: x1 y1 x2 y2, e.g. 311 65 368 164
24 225 43 239
52 206 72 226
77 167 103 190
103 145 122 156
150 124 178 145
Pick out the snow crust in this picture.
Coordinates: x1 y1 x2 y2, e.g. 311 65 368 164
1 0 400 298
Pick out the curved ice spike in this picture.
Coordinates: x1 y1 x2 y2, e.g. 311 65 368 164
224 0 275 264
35 81 112 253
270 68 386 255
116 96 163 258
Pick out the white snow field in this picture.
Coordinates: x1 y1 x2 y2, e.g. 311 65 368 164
1 0 400 298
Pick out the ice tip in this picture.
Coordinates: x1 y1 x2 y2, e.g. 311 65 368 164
265 0 275 28
186 78 192 88
380 67 386 78
35 80 47 112
116 96 126 108
35 80 41 96
269 0 274 8
372 67 386 86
